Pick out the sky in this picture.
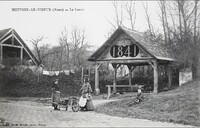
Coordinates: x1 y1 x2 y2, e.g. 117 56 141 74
0 1 161 50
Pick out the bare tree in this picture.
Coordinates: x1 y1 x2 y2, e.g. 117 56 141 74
142 1 155 37
176 0 198 69
158 0 171 44
70 27 91 70
124 0 136 30
105 0 137 39
106 1 125 31
192 0 199 79
158 0 200 78
113 1 124 28
58 27 70 70
29 36 49 64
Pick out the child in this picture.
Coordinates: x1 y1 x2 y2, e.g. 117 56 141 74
136 86 143 102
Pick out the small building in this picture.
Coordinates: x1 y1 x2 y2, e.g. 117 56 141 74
88 26 175 96
0 28 40 67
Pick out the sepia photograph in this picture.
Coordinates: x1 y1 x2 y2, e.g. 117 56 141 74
0 0 199 127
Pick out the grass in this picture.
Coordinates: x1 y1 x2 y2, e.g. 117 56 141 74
95 79 200 126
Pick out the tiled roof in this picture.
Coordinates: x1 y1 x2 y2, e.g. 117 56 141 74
122 27 175 61
88 26 175 62
0 28 12 40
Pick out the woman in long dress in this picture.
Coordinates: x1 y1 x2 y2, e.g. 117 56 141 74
79 77 94 111
51 78 60 110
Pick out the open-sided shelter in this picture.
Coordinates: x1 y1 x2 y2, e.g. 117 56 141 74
88 26 175 96
0 28 40 67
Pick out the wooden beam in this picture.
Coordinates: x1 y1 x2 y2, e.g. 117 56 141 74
13 35 38 65
128 68 132 86
129 68 132 91
113 67 117 93
1 35 12 44
0 29 12 41
148 60 159 93
0 44 2 63
127 64 136 91
112 63 121 69
153 60 158 94
2 43 37 66
111 63 120 93
168 66 172 89
107 85 111 99
94 62 102 95
20 47 23 65
95 63 100 95
1 44 22 48
108 59 154 64
12 30 14 46
148 61 154 68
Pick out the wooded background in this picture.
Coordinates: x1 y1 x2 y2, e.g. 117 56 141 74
0 0 199 97
30 0 200 79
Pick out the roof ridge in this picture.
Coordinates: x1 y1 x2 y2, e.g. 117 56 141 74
120 26 143 35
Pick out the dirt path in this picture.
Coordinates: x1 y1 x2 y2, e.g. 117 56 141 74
0 98 194 127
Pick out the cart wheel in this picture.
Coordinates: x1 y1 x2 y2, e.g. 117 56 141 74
54 106 56 110
54 106 60 110
72 104 79 112
53 104 58 110
72 99 80 112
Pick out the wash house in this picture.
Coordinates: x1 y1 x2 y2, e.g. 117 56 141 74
88 27 175 98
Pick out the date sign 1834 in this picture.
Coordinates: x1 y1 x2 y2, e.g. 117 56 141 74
110 44 139 58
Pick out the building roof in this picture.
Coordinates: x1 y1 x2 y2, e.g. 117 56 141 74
0 28 41 65
0 28 12 40
88 26 175 62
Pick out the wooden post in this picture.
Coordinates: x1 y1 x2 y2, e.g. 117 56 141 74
168 65 172 89
0 44 2 63
129 69 132 85
112 63 119 93
153 60 158 94
127 64 135 91
127 65 132 86
107 85 111 99
148 60 159 94
20 47 23 65
95 63 101 95
113 66 117 93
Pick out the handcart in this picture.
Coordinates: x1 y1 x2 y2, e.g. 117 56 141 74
51 91 80 112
